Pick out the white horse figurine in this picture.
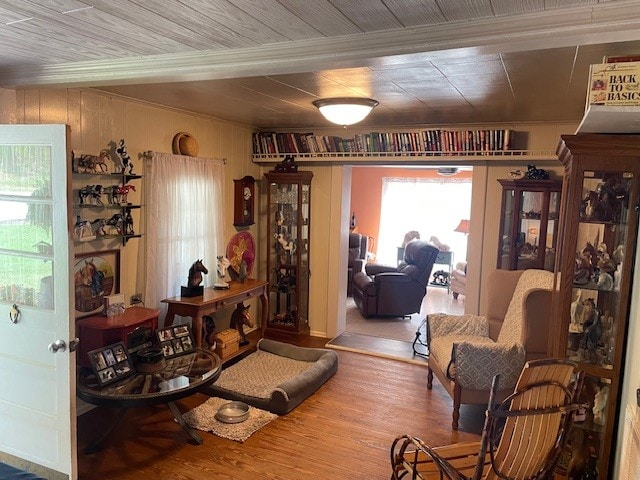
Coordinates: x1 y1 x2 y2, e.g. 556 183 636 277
216 255 231 287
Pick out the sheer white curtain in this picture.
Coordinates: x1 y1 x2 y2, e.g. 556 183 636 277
377 177 472 266
144 152 225 320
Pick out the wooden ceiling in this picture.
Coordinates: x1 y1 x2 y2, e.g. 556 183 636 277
1 0 640 129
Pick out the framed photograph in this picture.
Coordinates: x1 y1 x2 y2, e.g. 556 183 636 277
104 293 126 317
156 325 196 358
87 341 134 387
74 250 120 318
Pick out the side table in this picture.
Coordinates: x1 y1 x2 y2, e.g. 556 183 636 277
76 306 159 366
162 279 269 348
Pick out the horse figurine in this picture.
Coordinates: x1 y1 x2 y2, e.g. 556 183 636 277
79 184 104 205
117 184 136 204
106 213 124 234
74 215 94 240
215 255 231 288
202 315 217 350
187 259 208 287
230 302 254 346
116 139 134 175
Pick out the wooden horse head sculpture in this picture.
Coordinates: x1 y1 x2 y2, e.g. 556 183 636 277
230 302 254 345
187 259 208 287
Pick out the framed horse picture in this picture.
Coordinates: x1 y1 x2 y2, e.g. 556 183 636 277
74 250 120 318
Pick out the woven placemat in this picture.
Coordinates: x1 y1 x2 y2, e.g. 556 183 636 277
182 397 277 443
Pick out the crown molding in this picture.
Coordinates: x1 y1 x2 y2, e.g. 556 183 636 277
2 1 640 88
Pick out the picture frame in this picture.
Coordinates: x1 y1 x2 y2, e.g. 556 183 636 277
87 341 134 387
104 293 126 317
156 324 196 358
74 250 120 318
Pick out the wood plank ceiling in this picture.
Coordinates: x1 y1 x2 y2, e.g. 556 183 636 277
1 0 640 129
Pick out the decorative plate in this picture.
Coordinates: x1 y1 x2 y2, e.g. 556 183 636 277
226 231 255 276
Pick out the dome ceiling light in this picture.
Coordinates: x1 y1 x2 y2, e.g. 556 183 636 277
312 97 379 126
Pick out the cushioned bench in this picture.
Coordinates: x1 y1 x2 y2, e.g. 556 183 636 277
205 338 338 415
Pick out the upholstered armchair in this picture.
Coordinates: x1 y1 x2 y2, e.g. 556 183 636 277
347 233 368 297
352 240 439 318
450 261 467 299
426 269 554 429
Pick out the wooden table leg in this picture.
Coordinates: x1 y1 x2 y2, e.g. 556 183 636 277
192 312 204 348
168 401 202 445
259 291 269 335
163 305 177 328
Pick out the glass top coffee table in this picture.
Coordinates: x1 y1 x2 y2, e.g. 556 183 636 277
77 349 221 453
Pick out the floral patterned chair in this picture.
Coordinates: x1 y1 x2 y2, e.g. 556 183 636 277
426 268 554 429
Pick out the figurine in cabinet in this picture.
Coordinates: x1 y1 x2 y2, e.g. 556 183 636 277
593 384 609 425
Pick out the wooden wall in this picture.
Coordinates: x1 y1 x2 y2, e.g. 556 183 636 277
4 87 260 329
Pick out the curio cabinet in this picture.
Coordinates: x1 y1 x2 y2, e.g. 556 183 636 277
553 134 640 480
264 171 312 341
497 178 562 271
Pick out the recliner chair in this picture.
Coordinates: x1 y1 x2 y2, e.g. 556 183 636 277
352 240 439 318
347 233 368 297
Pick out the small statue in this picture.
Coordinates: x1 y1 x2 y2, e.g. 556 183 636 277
215 255 231 289
182 259 208 297
187 259 208 287
523 164 550 180
230 302 254 346
202 315 217 350
592 385 609 425
116 139 134 175
273 155 298 173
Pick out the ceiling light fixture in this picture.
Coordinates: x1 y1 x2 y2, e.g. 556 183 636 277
312 97 379 126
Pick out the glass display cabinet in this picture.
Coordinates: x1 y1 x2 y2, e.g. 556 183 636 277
553 134 640 480
497 178 562 271
264 171 313 341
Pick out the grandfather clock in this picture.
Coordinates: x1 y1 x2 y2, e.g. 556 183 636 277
264 170 312 341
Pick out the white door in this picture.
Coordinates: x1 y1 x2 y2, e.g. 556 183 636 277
0 125 76 479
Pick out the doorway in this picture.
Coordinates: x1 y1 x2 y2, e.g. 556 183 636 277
346 166 471 345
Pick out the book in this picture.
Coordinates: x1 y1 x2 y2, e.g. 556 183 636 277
588 61 640 107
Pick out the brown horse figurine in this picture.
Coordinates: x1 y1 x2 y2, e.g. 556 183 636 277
230 302 254 346
187 259 208 287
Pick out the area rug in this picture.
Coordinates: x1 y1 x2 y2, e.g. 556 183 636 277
182 397 277 443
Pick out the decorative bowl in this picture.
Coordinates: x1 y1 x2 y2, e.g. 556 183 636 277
215 401 250 424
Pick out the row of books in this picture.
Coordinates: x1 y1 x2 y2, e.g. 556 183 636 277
253 129 516 155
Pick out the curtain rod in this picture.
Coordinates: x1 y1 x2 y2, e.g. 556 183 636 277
142 150 227 164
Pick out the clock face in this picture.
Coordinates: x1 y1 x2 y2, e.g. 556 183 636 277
243 186 252 200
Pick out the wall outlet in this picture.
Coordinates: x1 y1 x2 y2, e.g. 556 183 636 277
130 293 143 305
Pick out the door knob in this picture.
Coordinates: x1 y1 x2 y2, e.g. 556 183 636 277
48 339 67 353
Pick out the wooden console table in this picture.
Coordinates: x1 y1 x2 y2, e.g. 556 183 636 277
161 279 269 348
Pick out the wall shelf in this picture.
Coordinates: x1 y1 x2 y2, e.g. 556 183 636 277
252 150 558 164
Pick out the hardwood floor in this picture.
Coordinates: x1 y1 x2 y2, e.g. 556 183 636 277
77 347 484 480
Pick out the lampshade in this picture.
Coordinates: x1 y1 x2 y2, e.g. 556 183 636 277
454 219 470 234
312 97 378 126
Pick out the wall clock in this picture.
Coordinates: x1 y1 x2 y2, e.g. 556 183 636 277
233 176 255 226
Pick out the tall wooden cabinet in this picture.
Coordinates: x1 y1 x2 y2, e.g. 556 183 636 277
554 134 640 479
264 171 312 341
496 178 562 271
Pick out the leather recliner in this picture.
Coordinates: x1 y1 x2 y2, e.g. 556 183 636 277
347 233 368 297
352 240 439 318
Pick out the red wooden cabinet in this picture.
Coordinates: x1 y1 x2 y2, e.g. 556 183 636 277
76 306 159 366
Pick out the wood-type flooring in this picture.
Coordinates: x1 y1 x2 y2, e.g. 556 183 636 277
77 342 484 480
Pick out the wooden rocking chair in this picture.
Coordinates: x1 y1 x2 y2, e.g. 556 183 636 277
390 358 584 480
